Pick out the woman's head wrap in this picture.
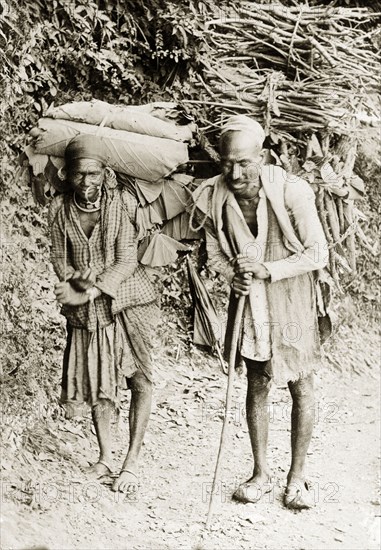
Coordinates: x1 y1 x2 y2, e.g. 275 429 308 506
64 134 108 166
220 115 266 148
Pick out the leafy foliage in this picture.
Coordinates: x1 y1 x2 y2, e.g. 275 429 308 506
0 148 65 452
1 0 218 146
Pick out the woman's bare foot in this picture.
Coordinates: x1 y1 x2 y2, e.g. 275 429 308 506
112 469 139 494
85 460 112 479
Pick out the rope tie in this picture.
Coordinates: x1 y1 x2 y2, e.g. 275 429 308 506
189 182 214 232
64 213 67 281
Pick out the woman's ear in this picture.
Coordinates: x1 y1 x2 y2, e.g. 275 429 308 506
104 166 117 189
57 167 67 181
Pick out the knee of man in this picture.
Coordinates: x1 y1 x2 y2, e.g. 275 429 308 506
289 374 315 401
247 369 272 392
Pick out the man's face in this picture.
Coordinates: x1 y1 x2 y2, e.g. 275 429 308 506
67 158 105 202
220 132 264 199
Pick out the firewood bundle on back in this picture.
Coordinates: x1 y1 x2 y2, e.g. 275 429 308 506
183 1 380 288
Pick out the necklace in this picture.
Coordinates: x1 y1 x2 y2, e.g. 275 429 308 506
73 192 101 212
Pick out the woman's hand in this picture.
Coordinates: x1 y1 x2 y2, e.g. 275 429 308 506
54 282 88 306
69 268 96 291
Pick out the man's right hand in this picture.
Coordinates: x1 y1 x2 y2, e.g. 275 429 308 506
231 272 252 296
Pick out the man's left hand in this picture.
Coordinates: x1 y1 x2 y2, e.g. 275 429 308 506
54 282 88 306
234 255 270 280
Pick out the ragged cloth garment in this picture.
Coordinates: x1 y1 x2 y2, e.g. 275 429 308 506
192 165 329 384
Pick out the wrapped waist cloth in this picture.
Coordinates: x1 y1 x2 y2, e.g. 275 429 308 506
60 301 159 417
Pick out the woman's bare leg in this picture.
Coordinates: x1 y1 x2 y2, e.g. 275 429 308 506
112 371 152 492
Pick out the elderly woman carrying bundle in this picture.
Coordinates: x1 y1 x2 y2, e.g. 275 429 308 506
49 134 158 494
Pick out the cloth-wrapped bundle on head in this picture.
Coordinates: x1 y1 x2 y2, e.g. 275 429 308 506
64 134 109 167
32 118 189 182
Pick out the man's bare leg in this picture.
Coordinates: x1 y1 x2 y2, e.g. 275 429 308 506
285 372 315 508
87 399 113 477
287 372 315 483
233 362 272 502
246 364 272 482
112 370 152 492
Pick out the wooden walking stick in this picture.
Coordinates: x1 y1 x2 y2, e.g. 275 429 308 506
205 294 245 529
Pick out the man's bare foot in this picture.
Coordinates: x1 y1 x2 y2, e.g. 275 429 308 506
284 475 314 510
232 472 273 504
112 469 139 494
85 460 112 479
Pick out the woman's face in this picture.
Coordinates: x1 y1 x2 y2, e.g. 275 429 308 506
67 158 105 202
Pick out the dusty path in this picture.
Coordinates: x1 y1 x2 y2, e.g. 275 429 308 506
1 316 380 550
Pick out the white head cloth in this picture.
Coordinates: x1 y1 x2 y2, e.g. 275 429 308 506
220 115 266 147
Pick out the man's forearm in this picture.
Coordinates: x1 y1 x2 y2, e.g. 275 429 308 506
205 234 235 283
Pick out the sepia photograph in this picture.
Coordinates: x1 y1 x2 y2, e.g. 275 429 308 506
0 1 380 549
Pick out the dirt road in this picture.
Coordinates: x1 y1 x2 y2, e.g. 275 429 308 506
1 314 380 550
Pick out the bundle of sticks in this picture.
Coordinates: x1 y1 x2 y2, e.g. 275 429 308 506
183 1 380 286
279 132 373 289
190 2 380 135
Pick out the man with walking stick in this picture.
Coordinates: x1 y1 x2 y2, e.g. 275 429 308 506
191 115 329 510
